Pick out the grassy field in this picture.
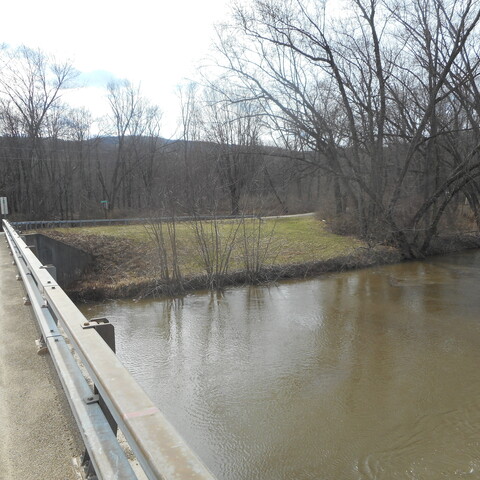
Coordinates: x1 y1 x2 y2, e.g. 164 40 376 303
42 215 395 299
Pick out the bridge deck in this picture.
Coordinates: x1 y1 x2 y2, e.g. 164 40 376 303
0 232 82 479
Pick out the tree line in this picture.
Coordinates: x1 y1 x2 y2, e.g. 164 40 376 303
1 0 480 258
0 46 321 221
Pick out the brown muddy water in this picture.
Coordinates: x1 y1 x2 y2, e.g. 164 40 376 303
80 251 480 480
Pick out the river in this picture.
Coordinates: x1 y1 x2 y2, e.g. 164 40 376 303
81 251 480 479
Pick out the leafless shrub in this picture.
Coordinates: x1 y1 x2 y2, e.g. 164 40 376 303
191 213 242 289
145 215 183 294
240 217 278 281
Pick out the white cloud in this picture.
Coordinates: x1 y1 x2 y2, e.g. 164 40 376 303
74 70 118 89
3 0 231 136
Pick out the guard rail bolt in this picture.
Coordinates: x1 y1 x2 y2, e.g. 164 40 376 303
85 395 99 405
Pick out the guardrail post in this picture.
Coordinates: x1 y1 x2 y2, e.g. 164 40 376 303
78 317 118 480
83 317 117 435
78 450 97 480
40 264 57 282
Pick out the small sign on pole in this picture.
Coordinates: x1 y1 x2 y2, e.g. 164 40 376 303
100 200 109 219
0 197 8 215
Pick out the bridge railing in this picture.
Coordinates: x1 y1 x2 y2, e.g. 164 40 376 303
12 215 257 231
2 219 215 480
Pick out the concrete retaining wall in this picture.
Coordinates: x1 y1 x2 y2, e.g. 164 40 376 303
24 234 93 288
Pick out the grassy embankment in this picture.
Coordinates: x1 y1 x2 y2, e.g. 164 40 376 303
42 216 401 300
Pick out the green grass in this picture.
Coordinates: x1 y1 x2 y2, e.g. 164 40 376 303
269 217 364 263
47 216 364 277
40 215 406 300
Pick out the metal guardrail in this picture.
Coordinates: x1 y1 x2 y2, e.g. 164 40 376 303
12 215 257 231
2 219 215 480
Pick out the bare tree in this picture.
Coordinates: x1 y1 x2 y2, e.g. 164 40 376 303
202 86 264 215
0 46 76 217
98 79 163 212
214 0 480 257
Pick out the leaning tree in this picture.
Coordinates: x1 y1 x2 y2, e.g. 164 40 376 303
214 0 480 257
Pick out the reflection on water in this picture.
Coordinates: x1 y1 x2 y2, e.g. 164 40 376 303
81 251 480 479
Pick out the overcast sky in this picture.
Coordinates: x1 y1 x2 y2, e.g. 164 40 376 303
3 0 232 137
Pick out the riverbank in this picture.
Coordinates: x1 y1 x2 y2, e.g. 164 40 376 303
38 216 480 301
